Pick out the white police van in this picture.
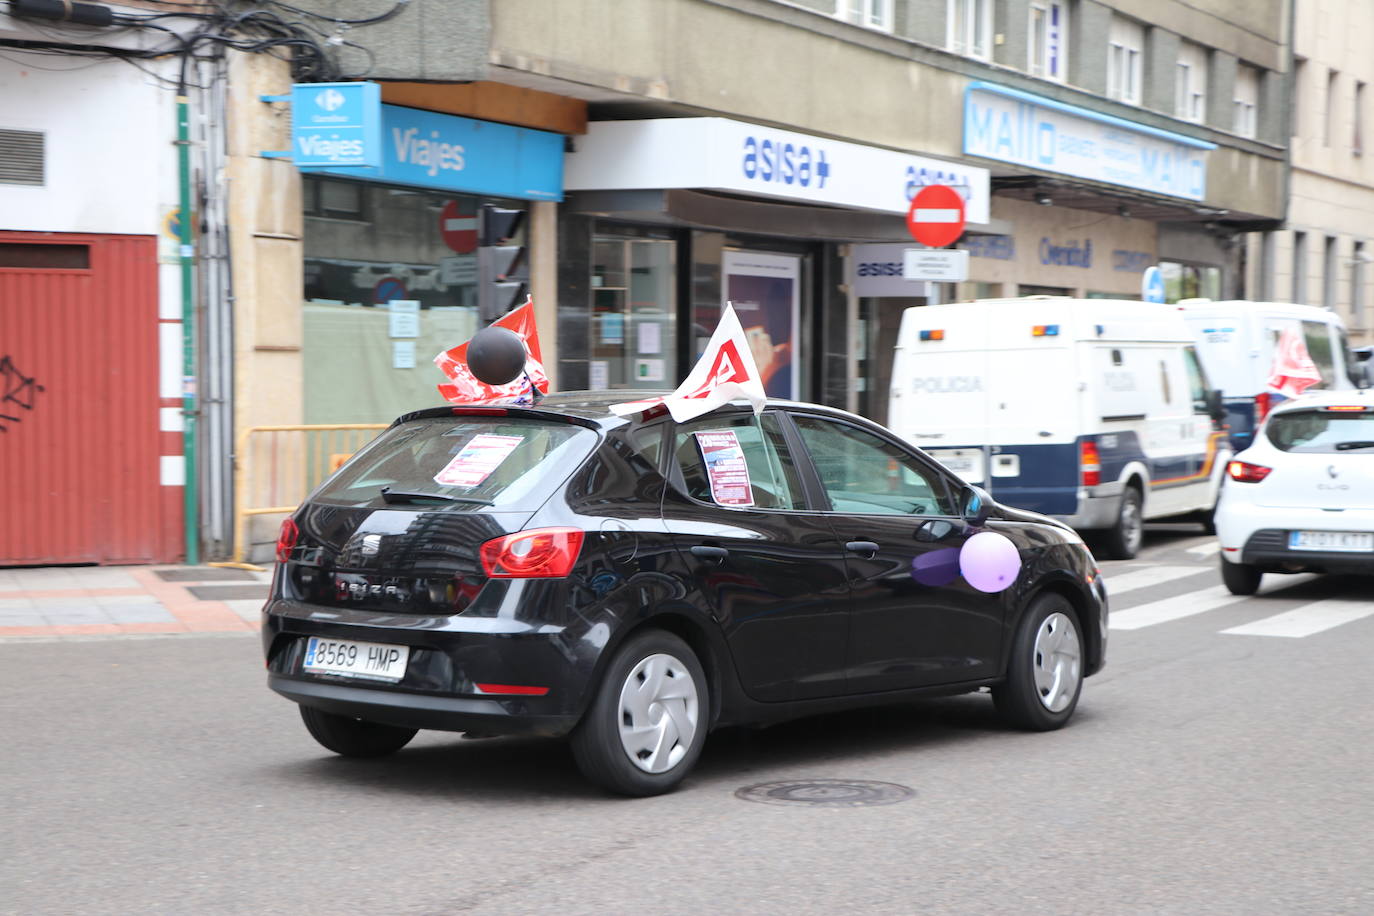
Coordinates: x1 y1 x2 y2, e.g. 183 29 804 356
1175 299 1360 450
887 297 1230 559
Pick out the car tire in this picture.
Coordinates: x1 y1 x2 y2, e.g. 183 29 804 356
1099 486 1143 560
1220 557 1263 596
299 705 418 758
570 630 708 797
993 593 1084 731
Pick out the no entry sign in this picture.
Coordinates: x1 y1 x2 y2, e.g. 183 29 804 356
906 184 966 248
439 199 478 253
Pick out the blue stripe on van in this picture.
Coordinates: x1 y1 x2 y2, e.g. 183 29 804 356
982 442 1081 516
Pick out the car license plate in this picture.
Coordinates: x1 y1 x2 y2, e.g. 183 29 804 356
929 448 984 483
303 637 409 682
1289 530 1374 552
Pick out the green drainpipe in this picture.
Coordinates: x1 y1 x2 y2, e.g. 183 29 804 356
177 93 199 566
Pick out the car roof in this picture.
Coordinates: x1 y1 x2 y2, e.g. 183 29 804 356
392 390 870 431
1270 388 1374 412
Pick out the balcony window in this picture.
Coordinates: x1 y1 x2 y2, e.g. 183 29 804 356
949 0 992 61
1028 2 1067 82
1107 16 1144 105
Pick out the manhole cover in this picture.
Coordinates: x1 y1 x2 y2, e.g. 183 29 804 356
734 779 914 808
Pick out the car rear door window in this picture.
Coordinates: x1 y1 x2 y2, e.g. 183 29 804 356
672 412 803 509
315 417 596 508
791 415 956 516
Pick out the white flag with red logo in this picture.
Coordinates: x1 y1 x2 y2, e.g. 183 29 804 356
1266 327 1323 397
611 303 767 422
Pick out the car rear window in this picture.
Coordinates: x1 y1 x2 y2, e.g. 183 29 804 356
314 417 598 508
1266 408 1374 453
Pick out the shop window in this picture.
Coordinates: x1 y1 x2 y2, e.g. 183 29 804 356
304 177 368 221
0 243 88 269
591 234 677 391
1028 2 1067 82
1159 262 1221 303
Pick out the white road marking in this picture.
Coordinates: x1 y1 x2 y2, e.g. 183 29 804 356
1109 585 1244 630
1103 566 1208 598
1186 541 1221 558
1220 599 1374 638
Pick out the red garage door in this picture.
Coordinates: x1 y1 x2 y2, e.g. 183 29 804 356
0 232 182 565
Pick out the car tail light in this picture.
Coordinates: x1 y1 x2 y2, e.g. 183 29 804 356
480 527 585 578
1323 405 1371 412
1255 391 1273 422
1080 439 1101 487
474 683 550 696
276 518 299 563
1227 460 1272 483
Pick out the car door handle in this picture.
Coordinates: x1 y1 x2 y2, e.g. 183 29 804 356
690 545 729 562
845 540 880 558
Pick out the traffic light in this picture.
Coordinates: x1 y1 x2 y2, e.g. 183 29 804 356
478 205 528 321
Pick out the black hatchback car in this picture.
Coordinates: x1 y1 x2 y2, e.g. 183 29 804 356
264 392 1107 796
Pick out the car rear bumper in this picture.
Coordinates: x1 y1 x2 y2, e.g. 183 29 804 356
1226 528 1374 574
262 598 596 737
1218 500 1374 571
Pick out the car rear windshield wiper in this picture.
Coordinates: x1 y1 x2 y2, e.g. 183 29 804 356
1334 440 1374 451
379 487 494 505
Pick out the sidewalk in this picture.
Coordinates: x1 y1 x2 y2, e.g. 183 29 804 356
0 564 272 639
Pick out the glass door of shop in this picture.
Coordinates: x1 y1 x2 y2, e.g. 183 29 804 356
591 235 676 390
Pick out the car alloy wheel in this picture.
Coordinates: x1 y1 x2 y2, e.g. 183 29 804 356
1032 611 1082 713
617 652 701 773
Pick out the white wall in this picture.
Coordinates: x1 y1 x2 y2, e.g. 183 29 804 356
0 38 179 236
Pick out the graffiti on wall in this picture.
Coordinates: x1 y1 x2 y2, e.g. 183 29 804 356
1 356 45 432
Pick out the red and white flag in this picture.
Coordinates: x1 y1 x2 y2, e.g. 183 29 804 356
611 303 767 422
433 297 550 405
1266 327 1323 397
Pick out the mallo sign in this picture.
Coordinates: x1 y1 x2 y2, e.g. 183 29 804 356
565 118 990 223
963 82 1215 201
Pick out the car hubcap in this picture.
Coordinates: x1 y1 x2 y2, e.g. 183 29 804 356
1122 495 1143 553
618 652 700 774
1032 612 1082 712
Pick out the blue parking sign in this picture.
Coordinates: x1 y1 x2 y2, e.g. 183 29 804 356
290 82 381 168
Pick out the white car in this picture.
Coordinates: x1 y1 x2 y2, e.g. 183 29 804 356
1215 388 1374 595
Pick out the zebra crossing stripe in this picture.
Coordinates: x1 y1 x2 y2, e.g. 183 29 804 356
1102 566 1207 598
1109 585 1244 630
1220 599 1374 638
1186 541 1221 558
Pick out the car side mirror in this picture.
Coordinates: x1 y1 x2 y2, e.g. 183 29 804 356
1205 388 1227 427
962 485 993 527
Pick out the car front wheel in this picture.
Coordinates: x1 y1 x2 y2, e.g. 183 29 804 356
570 630 708 797
299 706 418 758
1220 557 1263 595
993 593 1084 731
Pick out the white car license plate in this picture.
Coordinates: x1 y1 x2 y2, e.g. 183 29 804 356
303 637 409 682
1289 530 1374 552
929 449 984 483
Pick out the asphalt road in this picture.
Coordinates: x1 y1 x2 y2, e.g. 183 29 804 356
3 527 1372 915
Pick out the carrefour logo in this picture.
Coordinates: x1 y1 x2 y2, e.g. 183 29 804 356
742 135 830 188
315 88 346 112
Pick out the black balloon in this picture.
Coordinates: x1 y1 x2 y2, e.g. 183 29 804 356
467 326 528 385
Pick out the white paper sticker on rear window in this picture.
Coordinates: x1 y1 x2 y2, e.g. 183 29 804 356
695 429 754 507
434 434 525 488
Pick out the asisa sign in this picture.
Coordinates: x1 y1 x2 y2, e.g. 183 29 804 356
963 82 1215 201
564 117 991 224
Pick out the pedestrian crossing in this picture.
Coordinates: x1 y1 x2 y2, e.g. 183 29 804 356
1102 557 1374 639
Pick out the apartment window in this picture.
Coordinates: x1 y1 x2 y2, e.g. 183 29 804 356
1324 68 1339 146
1175 42 1208 123
1234 64 1260 138
836 0 893 32
1293 231 1308 304
1028 2 1067 82
1107 17 1145 105
1355 81 1366 154
1351 241 1367 329
949 0 992 61
1325 236 1339 311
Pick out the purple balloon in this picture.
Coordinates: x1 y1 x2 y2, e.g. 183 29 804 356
959 531 1022 593
912 547 961 587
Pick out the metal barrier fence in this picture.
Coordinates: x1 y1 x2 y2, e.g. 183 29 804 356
212 423 389 569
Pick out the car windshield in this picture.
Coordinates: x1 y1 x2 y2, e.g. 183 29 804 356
1265 409 1374 453
313 416 597 509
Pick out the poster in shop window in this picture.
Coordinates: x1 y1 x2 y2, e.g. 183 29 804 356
720 251 800 400
695 430 754 507
434 434 524 489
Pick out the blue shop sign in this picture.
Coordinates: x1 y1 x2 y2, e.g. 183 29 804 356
287 82 382 168
302 104 564 202
963 82 1215 201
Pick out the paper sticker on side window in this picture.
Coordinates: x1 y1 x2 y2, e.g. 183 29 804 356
695 430 754 507
434 434 524 488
